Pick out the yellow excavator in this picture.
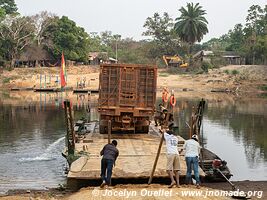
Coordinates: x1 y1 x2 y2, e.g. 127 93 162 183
163 55 188 68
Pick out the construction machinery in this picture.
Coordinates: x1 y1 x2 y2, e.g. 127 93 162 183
98 63 157 134
162 55 188 68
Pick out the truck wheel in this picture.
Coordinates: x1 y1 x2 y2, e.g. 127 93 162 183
99 125 107 134
142 126 149 134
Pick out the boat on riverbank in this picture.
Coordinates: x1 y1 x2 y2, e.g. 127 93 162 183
200 148 232 182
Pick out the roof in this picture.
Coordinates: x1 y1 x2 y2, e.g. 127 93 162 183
222 51 241 57
88 52 108 60
17 44 52 61
222 55 241 58
193 50 214 58
108 57 117 62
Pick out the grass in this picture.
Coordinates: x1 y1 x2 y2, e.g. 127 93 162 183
2 75 20 84
231 70 239 75
260 85 267 91
159 73 169 77
223 69 229 74
258 93 267 98
2 77 11 83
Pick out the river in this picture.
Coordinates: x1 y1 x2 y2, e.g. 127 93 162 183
0 91 266 194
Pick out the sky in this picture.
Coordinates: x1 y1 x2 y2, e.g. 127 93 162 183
15 0 266 42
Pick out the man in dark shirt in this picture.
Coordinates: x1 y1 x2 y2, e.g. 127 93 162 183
100 140 119 188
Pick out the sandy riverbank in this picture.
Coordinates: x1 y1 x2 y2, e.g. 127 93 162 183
0 65 266 97
1 181 266 200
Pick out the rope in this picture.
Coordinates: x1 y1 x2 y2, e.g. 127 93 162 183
69 152 90 173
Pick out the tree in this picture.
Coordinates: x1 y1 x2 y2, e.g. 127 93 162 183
0 0 18 15
226 24 245 52
0 15 35 66
31 11 56 46
143 12 174 42
244 5 267 64
174 2 208 55
143 12 183 60
44 16 90 62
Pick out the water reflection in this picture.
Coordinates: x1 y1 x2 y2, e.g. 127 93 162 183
0 91 99 193
162 97 267 181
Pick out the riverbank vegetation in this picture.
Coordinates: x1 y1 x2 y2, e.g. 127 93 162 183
0 1 266 68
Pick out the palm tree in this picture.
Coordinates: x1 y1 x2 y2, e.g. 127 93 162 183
174 3 208 57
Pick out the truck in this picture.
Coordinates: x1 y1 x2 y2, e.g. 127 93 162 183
98 63 157 134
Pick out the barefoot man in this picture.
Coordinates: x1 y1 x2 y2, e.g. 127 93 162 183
162 124 181 188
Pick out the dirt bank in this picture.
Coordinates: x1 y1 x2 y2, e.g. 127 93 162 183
1 181 266 200
0 65 266 97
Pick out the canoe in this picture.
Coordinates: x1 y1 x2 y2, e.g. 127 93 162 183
200 148 232 182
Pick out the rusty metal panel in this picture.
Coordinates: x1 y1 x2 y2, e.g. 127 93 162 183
99 64 157 113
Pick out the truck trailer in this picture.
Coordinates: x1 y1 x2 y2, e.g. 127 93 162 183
98 63 157 133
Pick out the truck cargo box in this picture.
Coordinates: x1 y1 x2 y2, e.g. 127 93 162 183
98 64 157 133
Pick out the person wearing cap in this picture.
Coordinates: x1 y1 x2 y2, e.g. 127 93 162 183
180 134 201 188
161 123 181 188
100 140 119 188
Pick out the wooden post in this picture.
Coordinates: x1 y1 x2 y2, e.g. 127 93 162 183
148 133 164 184
148 112 170 184
108 120 111 144
44 75 46 88
40 74 42 88
64 100 75 155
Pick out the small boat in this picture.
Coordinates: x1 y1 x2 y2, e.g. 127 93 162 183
200 148 232 182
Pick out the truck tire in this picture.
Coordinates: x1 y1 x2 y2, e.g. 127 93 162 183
142 126 149 133
135 126 149 134
99 125 107 134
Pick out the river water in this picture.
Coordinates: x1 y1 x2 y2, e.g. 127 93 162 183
0 91 266 193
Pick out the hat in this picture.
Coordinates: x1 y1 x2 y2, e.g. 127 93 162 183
191 134 198 141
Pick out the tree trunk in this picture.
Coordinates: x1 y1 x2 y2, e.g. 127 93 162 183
11 58 15 68
188 43 193 67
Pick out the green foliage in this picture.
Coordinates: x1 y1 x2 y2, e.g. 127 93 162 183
223 69 229 74
260 85 267 91
142 12 185 59
210 56 227 67
2 77 11 83
159 72 169 77
0 15 35 66
114 37 153 64
0 0 17 15
166 67 182 74
0 2 264 68
201 61 213 72
44 16 90 62
57 183 66 191
174 3 208 44
231 70 239 75
204 4 267 65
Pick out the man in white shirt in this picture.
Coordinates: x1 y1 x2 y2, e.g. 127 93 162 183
162 124 181 188
180 134 201 188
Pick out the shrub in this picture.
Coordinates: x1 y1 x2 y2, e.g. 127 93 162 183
201 61 213 72
223 69 229 74
260 85 267 91
159 73 169 77
231 70 239 75
166 67 181 74
3 77 11 83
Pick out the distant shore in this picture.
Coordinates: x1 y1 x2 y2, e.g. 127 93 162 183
0 65 266 98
